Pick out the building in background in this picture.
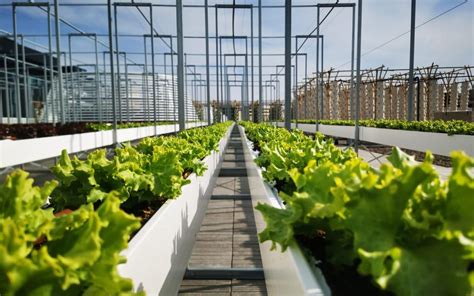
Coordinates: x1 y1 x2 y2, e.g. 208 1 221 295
0 36 199 124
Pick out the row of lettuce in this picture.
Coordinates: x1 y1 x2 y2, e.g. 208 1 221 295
0 122 231 295
287 119 474 135
241 121 473 296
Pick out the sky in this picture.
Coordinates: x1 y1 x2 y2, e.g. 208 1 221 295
0 0 473 101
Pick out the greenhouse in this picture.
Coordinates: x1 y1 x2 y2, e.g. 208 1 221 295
0 1 473 296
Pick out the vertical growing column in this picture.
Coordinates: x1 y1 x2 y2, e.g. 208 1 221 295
331 80 338 119
398 85 404 119
376 81 384 119
367 82 374 119
404 84 409 119
323 82 330 119
384 85 392 119
359 83 366 119
308 82 316 119
449 82 458 111
460 81 469 111
427 79 437 120
390 86 397 119
401 85 406 119
344 85 351 119
437 83 445 113
392 85 397 119
339 83 348 119
419 80 426 120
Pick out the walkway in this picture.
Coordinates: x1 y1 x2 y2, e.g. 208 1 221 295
178 125 267 296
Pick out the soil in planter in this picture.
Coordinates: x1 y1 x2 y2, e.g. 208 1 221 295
122 168 198 239
123 198 167 239
296 234 394 296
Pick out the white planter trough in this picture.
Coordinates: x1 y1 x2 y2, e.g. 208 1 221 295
240 125 330 296
0 122 206 168
273 122 474 157
358 126 474 157
118 123 233 296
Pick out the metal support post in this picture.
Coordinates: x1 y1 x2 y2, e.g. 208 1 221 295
304 57 308 120
94 35 101 122
219 38 224 119
150 6 158 134
184 54 188 125
205 0 211 125
68 34 74 121
113 5 121 122
54 0 65 123
320 37 325 121
177 0 186 130
245 48 249 121
350 5 356 120
293 52 307 127
143 37 150 122
250 7 255 120
407 0 416 121
4 56 11 123
21 37 30 122
284 0 292 130
124 61 130 121
316 7 322 124
316 8 320 131
214 5 220 122
12 6 21 123
258 0 263 122
107 0 118 144
355 0 363 153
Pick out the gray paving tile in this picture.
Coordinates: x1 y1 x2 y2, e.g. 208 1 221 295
232 234 259 242
178 293 231 296
231 280 267 292
181 280 231 286
223 154 245 161
221 161 246 168
199 225 234 232
231 293 266 296
189 258 232 268
196 233 232 240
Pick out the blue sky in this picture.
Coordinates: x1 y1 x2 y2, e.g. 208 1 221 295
0 0 472 100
